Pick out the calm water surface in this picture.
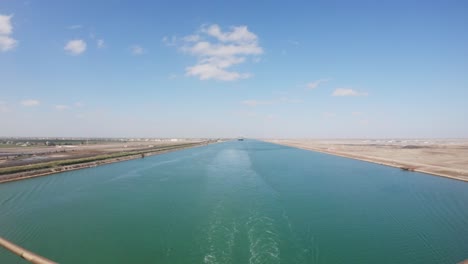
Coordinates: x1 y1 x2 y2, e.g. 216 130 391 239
1 140 467 263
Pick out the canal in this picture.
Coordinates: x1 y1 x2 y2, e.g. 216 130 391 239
1 140 467 263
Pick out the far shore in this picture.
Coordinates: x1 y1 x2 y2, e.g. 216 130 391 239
0 141 217 184
265 139 468 182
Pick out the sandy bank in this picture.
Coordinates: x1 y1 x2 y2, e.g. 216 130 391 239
265 139 468 182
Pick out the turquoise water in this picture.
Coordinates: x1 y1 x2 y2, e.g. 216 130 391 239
0 140 467 263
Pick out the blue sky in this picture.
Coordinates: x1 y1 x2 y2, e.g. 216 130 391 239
1 0 467 138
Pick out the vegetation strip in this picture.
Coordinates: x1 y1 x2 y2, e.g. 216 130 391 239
0 142 211 184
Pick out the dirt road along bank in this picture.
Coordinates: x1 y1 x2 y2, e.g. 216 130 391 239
0 140 219 184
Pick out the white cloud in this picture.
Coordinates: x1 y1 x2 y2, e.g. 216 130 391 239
55 105 70 111
74 102 84 107
0 15 13 35
131 45 145 55
307 79 329 89
184 40 262 57
332 88 368 96
97 39 105 48
0 36 17 52
21 99 40 107
178 24 263 81
186 59 251 81
0 15 18 52
64 39 86 55
202 24 258 43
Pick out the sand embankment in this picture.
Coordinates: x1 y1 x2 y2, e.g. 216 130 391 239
0 142 213 184
265 139 468 182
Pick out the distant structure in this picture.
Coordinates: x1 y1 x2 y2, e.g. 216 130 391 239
237 137 244 141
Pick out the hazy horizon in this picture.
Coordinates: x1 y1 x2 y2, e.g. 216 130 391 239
1 1 467 138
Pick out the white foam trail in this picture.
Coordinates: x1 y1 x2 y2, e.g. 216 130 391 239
108 159 180 182
203 201 238 264
247 213 280 264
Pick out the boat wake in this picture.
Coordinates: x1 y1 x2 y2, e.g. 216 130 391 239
246 212 280 264
203 201 238 264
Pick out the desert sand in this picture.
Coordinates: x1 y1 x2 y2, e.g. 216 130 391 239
266 139 468 182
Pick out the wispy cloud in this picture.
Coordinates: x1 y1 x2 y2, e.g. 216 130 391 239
162 36 178 46
322 112 336 118
287 39 300 46
0 101 10 113
97 39 105 48
74 102 84 107
241 97 302 107
332 88 368 96
68 25 82 30
131 45 145 55
171 24 263 81
64 39 87 55
278 97 302 104
241 100 274 107
0 36 16 52
0 14 18 52
55 105 70 111
20 99 40 107
307 79 329 89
